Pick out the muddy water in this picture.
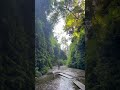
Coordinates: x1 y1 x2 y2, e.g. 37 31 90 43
36 75 80 90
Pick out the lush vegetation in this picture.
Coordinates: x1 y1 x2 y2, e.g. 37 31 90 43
36 0 120 89
86 0 120 89
51 0 120 89
50 0 85 70
35 0 67 77
1 0 120 89
67 28 85 70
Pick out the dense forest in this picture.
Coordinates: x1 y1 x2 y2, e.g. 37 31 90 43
35 0 67 76
35 0 86 78
46 0 120 89
1 0 120 90
50 0 86 70
86 0 120 89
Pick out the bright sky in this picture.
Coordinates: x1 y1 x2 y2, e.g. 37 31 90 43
53 17 71 50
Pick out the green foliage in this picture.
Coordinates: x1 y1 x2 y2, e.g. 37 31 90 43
61 59 67 65
35 0 67 76
35 0 54 76
50 0 85 70
35 67 42 77
41 66 50 75
86 0 120 89
67 29 85 70
50 34 58 47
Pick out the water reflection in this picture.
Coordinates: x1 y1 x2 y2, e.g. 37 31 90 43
57 76 79 90
36 75 79 90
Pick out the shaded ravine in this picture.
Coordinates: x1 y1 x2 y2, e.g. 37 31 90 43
35 66 85 90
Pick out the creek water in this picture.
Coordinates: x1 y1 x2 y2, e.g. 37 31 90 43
35 66 85 90
36 75 80 90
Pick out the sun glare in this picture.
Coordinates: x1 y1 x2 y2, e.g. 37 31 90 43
53 17 71 50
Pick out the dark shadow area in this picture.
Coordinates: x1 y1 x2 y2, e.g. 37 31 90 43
85 0 120 90
0 0 35 90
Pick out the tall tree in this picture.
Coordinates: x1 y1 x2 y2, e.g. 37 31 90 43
50 0 85 70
